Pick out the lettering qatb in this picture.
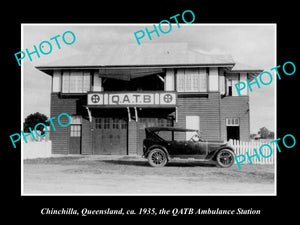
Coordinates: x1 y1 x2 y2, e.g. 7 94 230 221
87 92 176 106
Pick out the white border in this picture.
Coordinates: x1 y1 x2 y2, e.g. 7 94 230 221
21 23 277 196
21 24 24 195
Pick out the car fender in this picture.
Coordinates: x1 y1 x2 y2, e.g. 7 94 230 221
211 145 236 160
145 145 170 161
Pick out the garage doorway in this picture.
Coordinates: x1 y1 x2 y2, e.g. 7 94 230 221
93 117 128 155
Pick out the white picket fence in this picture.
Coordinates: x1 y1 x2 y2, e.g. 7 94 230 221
228 139 276 164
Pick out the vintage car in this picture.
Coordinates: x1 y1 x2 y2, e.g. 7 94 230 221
143 127 235 168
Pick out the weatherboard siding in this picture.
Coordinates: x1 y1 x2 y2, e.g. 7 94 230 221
220 96 250 141
50 93 82 154
50 92 250 155
175 92 221 141
81 118 93 154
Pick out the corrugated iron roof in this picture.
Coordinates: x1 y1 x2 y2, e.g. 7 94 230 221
36 42 236 70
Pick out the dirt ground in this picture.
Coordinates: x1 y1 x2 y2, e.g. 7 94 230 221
23 155 275 195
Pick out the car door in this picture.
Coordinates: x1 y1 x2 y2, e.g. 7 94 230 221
167 140 184 155
184 140 200 155
169 133 198 155
193 141 208 158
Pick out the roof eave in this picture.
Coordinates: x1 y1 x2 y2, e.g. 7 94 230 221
36 63 235 74
230 69 264 73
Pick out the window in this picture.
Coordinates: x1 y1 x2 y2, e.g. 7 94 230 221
121 120 127 129
226 73 246 96
166 119 173 127
112 119 119 129
103 118 110 129
95 118 102 129
176 68 207 92
156 131 173 141
95 118 127 129
70 125 81 137
226 118 240 126
62 71 91 93
70 116 82 137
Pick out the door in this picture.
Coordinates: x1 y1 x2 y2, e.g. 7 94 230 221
93 117 127 155
226 118 240 141
69 124 81 154
227 126 240 141
185 116 200 140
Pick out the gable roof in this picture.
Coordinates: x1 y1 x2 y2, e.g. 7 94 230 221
36 42 236 70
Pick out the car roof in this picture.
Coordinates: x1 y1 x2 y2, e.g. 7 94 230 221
145 127 198 132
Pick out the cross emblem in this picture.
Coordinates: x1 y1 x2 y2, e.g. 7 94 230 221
163 94 173 103
91 94 100 103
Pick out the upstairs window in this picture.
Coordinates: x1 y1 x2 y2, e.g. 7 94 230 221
176 68 207 92
62 71 91 93
225 73 249 97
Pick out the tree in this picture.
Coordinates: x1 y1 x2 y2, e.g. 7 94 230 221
23 112 49 134
268 131 274 139
258 127 272 139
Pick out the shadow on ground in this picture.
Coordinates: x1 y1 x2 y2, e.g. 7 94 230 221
101 159 216 167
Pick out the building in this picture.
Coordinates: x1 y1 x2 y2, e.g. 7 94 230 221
36 43 262 155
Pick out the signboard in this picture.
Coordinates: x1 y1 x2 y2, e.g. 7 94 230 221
87 92 176 106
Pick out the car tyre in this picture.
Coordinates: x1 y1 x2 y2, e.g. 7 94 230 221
216 149 235 168
147 148 168 167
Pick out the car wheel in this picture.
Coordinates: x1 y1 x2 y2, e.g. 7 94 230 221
148 148 168 167
216 149 235 168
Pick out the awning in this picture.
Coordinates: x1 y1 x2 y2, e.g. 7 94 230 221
98 68 164 81
83 105 178 123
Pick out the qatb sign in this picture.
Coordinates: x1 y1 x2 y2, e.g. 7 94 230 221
87 92 177 106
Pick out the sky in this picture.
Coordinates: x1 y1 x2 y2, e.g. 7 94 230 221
22 24 276 134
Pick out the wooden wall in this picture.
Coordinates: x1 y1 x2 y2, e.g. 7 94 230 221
175 92 221 141
220 96 250 141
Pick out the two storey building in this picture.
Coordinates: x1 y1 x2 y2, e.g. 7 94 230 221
36 43 262 155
